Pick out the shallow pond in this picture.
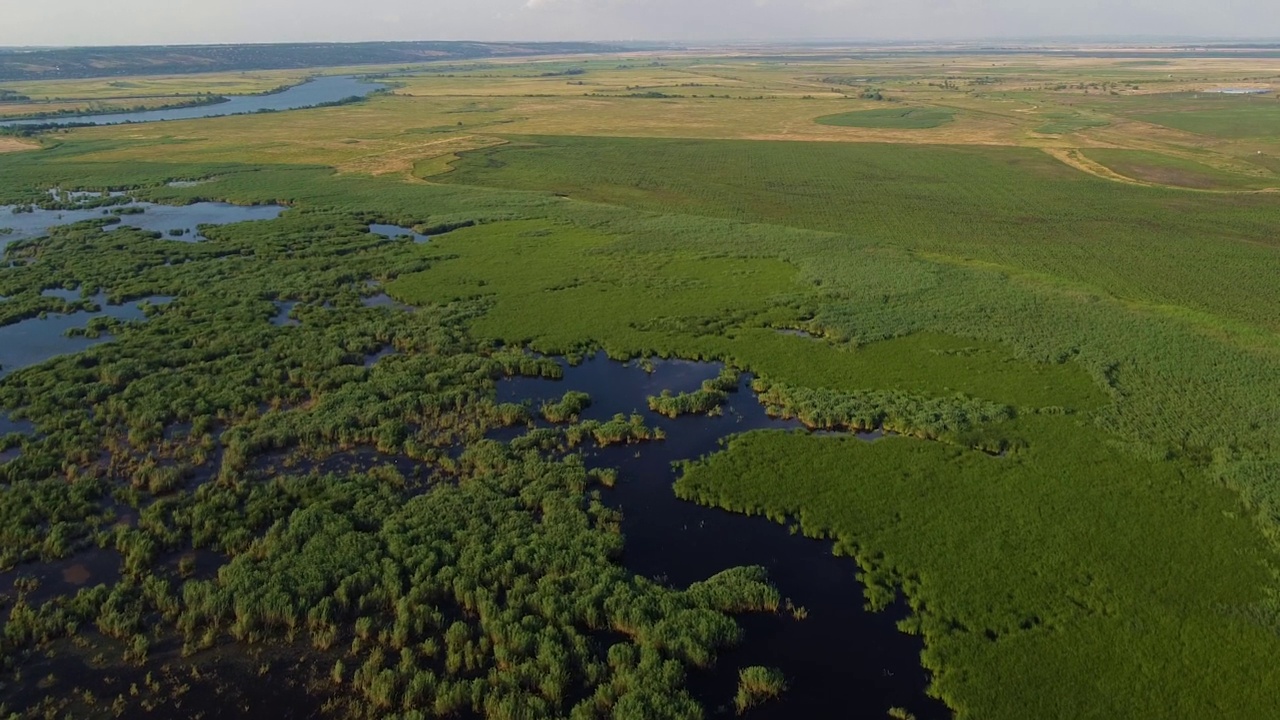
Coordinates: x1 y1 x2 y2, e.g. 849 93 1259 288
362 292 413 311
271 300 301 327
0 293 173 377
0 411 34 436
1 75 386 127
369 223 431 243
498 352 945 719
1 196 285 250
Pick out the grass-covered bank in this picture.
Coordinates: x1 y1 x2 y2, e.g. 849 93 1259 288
674 426 1280 718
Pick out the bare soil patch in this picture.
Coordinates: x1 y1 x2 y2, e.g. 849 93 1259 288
0 137 37 153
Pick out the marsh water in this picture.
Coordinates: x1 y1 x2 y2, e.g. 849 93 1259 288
1 193 285 250
0 292 174 378
369 223 431 243
498 353 947 719
1 75 386 127
1 197 284 375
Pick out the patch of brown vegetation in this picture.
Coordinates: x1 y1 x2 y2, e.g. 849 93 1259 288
0 137 37 153
1114 163 1225 189
61 564 91 586
336 135 506 179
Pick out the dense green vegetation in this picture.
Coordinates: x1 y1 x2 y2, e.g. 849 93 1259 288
386 219 802 358
542 391 593 423
814 107 955 129
752 380 1015 450
673 426 1280 719
1129 93 1280 138
0 200 780 718
647 367 740 418
434 135 1280 337
734 666 786 715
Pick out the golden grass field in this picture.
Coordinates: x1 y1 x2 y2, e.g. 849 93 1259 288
0 137 37 153
14 52 1278 190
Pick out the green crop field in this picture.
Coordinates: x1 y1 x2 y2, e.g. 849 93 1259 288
1128 95 1280 138
4 47 1280 720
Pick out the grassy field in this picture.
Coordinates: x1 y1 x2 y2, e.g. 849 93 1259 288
815 107 956 129
1032 112 1109 135
674 425 1280 719
4 49 1280 719
433 135 1280 337
1083 148 1280 189
1124 93 1280 139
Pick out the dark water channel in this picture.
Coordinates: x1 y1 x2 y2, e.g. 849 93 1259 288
1 75 387 128
497 353 948 719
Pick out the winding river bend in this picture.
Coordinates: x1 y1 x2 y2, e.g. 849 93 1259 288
1 75 386 128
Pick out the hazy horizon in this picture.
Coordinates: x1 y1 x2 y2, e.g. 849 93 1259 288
3 1 1279 48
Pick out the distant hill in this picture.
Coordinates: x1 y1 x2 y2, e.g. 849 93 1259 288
0 41 631 81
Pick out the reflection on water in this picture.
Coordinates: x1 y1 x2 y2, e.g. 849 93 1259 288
40 287 82 303
498 352 947 719
1 196 285 249
369 223 431 243
0 293 173 377
0 411 34 436
2 75 386 128
0 549 121 608
271 301 301 327
364 346 398 368
362 293 413 311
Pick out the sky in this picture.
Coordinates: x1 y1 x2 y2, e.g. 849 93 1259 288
2 0 1278 47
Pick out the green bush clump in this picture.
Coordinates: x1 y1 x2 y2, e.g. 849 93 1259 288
734 665 786 714
753 380 1014 444
541 391 592 423
648 366 740 419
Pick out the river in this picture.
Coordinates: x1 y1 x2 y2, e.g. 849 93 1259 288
1 75 386 128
